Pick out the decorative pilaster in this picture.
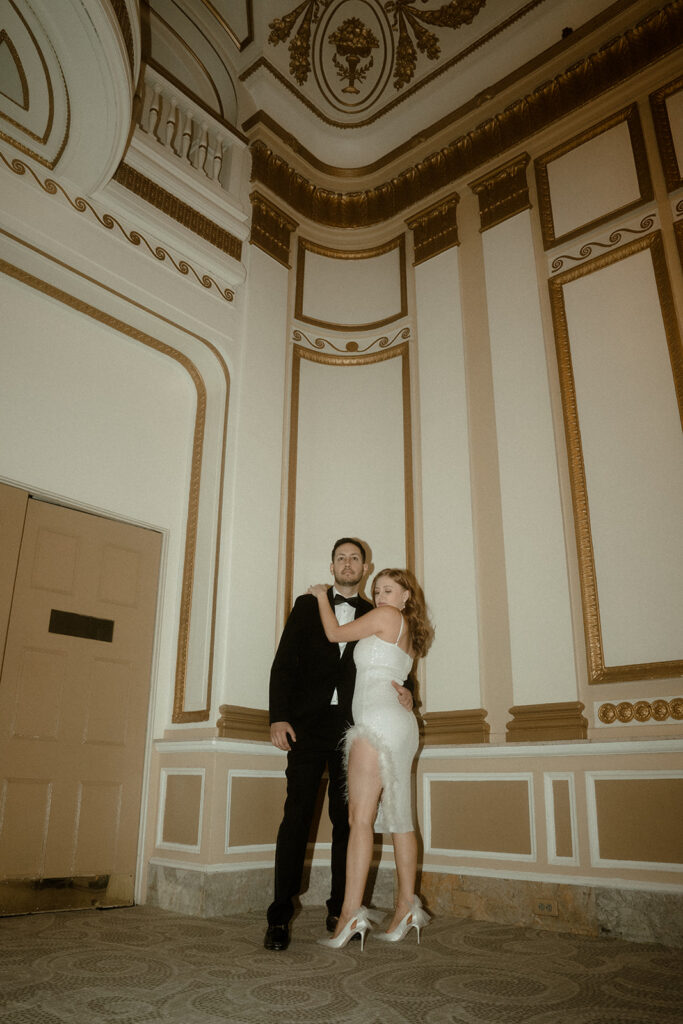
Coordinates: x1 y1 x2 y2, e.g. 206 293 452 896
506 701 588 742
421 708 490 745
406 193 460 265
216 704 270 741
249 190 298 267
469 153 531 232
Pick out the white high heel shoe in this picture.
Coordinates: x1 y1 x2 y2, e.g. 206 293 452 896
375 896 431 944
317 907 382 951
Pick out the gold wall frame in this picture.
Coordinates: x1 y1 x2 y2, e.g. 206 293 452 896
0 240 230 724
535 104 653 251
285 342 415 613
294 235 407 331
470 152 531 233
649 74 683 192
548 230 683 684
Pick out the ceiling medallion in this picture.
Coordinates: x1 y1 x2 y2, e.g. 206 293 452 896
268 0 487 107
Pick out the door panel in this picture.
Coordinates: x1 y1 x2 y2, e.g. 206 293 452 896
0 495 161 914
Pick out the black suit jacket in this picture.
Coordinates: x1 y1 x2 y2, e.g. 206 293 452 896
269 588 373 731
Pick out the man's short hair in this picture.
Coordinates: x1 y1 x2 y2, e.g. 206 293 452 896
331 537 366 563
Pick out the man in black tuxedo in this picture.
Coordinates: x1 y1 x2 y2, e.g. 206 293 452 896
264 537 412 951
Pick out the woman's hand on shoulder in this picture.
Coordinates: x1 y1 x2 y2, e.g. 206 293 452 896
307 583 328 599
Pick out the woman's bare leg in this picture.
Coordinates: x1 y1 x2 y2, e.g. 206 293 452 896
385 830 418 932
334 737 382 937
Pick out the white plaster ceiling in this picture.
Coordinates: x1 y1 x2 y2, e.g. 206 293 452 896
147 0 661 166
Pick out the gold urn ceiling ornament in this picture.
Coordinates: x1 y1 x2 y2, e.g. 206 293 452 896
268 0 487 108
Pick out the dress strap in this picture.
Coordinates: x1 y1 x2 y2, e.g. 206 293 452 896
395 615 404 645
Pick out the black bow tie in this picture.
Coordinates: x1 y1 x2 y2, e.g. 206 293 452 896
334 594 359 608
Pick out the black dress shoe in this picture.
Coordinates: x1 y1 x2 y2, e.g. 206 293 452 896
264 924 289 951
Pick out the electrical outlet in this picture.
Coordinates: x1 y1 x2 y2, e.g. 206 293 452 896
534 898 559 917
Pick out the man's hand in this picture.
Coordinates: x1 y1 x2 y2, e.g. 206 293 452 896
270 721 296 751
392 681 413 710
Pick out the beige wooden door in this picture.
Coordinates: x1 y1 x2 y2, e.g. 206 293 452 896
0 488 161 914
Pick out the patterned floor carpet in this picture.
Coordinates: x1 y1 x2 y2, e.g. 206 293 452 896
1 904 682 1024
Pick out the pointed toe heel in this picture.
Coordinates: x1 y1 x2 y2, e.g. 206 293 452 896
375 896 431 944
317 907 374 951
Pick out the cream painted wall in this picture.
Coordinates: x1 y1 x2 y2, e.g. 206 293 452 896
220 245 290 712
415 248 481 712
0 270 196 725
292 352 407 598
301 246 403 327
561 247 683 667
482 211 578 707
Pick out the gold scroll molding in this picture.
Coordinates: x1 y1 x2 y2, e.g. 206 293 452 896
470 152 531 232
406 192 459 266
0 252 230 725
506 702 588 743
535 104 653 251
285 342 415 614
216 703 270 740
292 325 410 355
0 154 235 300
598 698 683 724
294 234 407 330
247 2 683 229
549 231 683 684
115 163 243 263
249 190 298 267
109 0 136 77
549 213 656 274
421 709 490 745
650 74 683 192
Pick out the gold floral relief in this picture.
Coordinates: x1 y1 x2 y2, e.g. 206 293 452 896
548 231 683 684
469 153 530 232
249 4 682 228
406 192 459 265
598 699 683 724
250 190 298 267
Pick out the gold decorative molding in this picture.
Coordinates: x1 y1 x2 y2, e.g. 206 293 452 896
0 155 235 301
199 0 254 53
216 704 270 740
114 163 242 263
268 0 487 94
406 192 459 265
294 234 407 330
598 698 683 724
109 0 136 76
650 74 683 192
249 190 298 267
248 2 683 228
535 104 653 250
0 252 230 725
506 702 588 743
549 213 656 273
0 28 29 108
548 231 683 684
420 708 490 745
292 325 410 354
285 342 414 615
470 152 531 232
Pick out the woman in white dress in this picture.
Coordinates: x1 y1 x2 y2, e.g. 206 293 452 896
308 568 434 949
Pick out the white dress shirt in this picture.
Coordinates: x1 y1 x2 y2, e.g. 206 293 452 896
330 588 357 706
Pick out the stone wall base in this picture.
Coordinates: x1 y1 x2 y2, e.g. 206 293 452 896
146 862 683 947
420 872 683 948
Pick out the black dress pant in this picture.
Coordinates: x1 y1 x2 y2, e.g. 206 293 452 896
267 707 349 926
